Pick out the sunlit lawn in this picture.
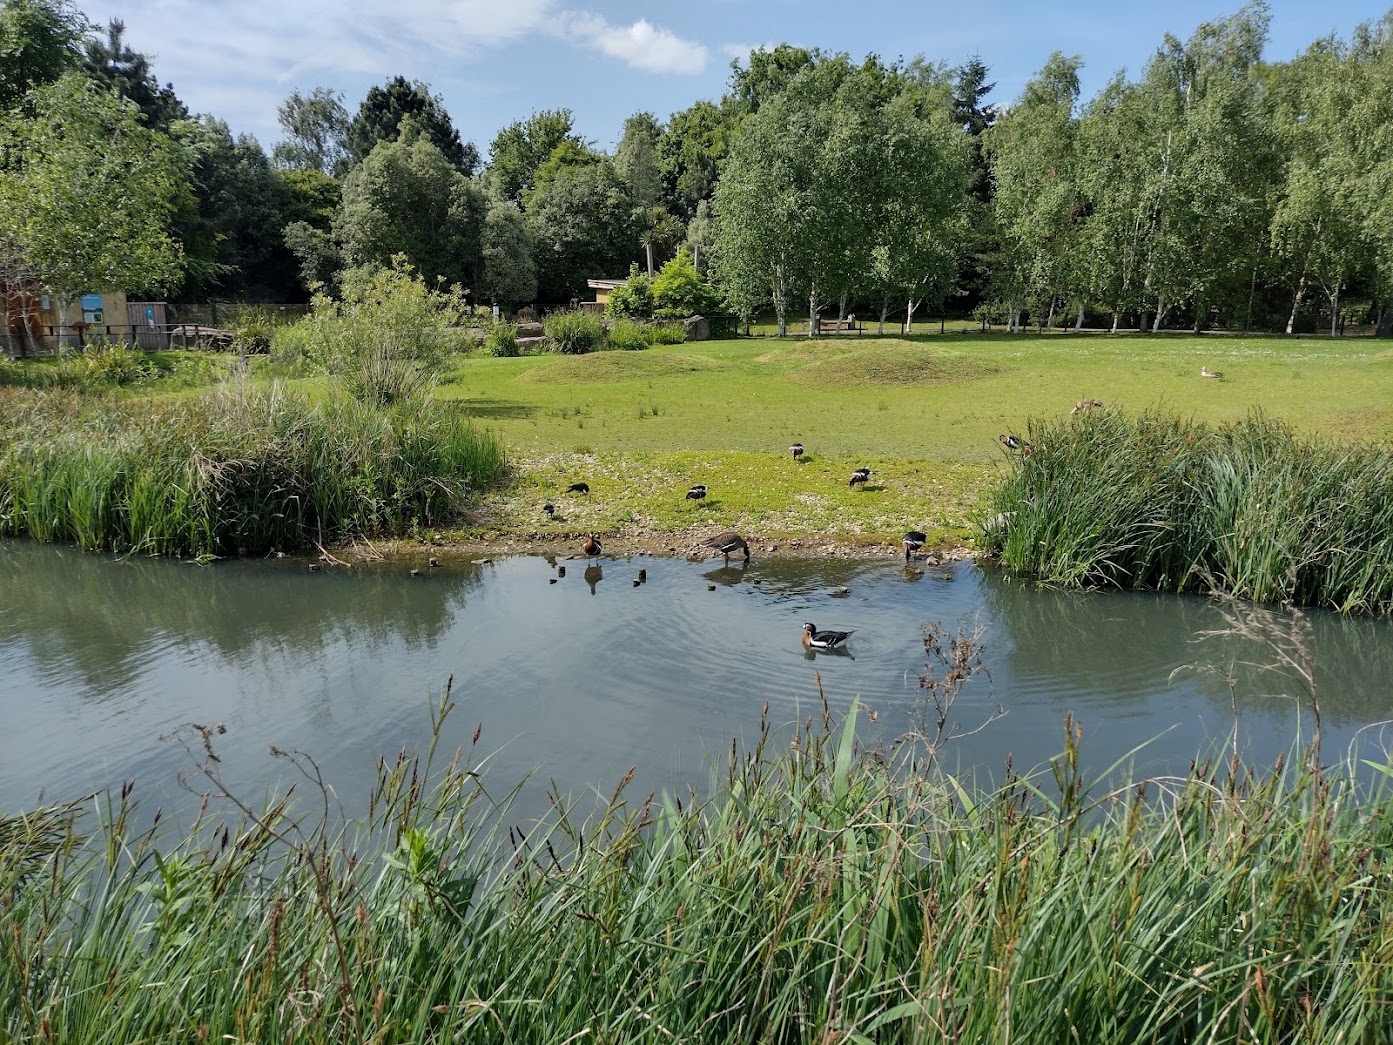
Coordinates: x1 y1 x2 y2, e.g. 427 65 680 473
432 330 1393 547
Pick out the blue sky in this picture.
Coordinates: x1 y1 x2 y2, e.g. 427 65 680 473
77 1 1393 157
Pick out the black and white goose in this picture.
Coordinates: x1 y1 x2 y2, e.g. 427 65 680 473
802 622 855 650
686 484 708 501
849 467 872 489
705 531 750 564
902 530 927 561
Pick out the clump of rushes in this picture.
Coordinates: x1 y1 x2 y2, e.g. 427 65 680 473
981 408 1393 614
484 321 519 357
543 308 605 354
2 657 1391 1043
604 318 649 351
0 383 506 557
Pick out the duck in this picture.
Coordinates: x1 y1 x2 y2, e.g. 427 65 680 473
1200 367 1223 379
790 442 805 462
704 531 750 564
1071 397 1103 416
848 467 872 489
686 484 708 501
999 434 1023 450
902 530 927 561
542 502 556 517
802 622 855 650
582 533 602 558
566 482 590 494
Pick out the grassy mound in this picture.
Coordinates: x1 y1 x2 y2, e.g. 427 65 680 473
777 340 999 386
981 408 1393 613
520 350 728 384
0 384 506 558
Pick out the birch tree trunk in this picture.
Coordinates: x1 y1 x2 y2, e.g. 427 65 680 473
1150 293 1166 334
808 289 820 338
1330 287 1340 336
1286 272 1307 335
1075 301 1085 332
906 297 918 333
878 298 889 335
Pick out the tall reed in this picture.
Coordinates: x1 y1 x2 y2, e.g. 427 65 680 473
982 409 1393 613
0 383 506 557
3 681 1390 1044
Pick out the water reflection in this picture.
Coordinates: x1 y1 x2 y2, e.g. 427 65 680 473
3 540 1392 824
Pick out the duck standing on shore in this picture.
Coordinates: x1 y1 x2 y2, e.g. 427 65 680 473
802 622 855 650
582 533 602 558
704 531 750 564
849 468 872 489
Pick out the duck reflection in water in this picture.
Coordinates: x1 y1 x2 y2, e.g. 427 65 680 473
584 564 603 595
702 562 748 587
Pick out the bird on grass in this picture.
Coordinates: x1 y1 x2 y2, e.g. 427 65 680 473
566 482 590 494
802 622 855 650
686 484 708 501
849 467 872 489
1071 398 1103 416
705 531 750 565
999 434 1033 454
582 533 602 558
902 530 927 561
790 442 805 462
543 502 556 518
1200 367 1224 379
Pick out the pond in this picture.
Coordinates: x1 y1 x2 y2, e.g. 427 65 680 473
3 539 1392 823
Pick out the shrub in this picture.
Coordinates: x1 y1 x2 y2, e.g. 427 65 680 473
544 309 604 354
295 257 462 406
652 248 721 318
485 323 520 357
605 319 649 351
604 266 654 319
649 321 687 345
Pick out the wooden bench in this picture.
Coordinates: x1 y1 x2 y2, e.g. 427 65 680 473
816 316 859 335
169 324 237 350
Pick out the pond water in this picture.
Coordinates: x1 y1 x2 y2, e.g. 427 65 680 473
3 539 1392 823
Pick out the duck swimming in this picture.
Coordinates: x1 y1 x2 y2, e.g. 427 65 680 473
802 622 855 650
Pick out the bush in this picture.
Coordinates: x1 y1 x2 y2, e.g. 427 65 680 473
604 266 654 319
649 321 687 345
605 319 649 351
485 323 519 357
652 248 721 318
294 257 462 406
544 309 604 354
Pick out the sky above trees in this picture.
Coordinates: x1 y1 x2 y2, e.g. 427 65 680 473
76 0 1391 156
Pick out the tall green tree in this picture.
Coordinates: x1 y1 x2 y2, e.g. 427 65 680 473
335 126 485 290
525 161 640 301
0 73 187 329
346 76 477 175
81 19 187 131
478 193 537 307
0 0 86 112
487 108 584 207
656 100 731 220
272 86 349 176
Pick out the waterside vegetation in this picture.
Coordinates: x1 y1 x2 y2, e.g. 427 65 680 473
982 409 1393 614
3 664 1390 1043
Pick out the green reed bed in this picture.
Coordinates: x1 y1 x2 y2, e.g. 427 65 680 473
3 687 1391 1045
0 383 506 558
981 409 1393 613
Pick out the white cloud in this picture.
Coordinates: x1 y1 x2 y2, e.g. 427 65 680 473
559 13 709 74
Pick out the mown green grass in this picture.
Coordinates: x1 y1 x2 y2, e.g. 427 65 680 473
437 331 1393 546
5 685 1391 1044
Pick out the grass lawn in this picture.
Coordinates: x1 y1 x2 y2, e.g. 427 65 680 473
433 330 1393 551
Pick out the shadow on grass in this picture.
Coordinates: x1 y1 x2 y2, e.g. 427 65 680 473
454 399 539 420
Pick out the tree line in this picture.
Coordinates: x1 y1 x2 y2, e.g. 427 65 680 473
3 0 1393 335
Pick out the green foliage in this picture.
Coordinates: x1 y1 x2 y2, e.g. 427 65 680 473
80 18 187 131
648 320 688 345
651 248 721 317
4 693 1391 1042
983 408 1393 613
478 195 537 306
0 0 86 111
614 111 663 208
0 72 188 302
525 162 641 301
604 318 649 350
603 266 653 318
345 75 477 175
296 259 461 406
543 309 604 354
486 108 581 206
484 322 519 357
335 131 485 289
272 86 349 175
0 382 506 556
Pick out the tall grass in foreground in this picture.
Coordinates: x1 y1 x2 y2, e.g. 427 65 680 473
982 409 1393 613
0 383 506 557
4 616 1392 1044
